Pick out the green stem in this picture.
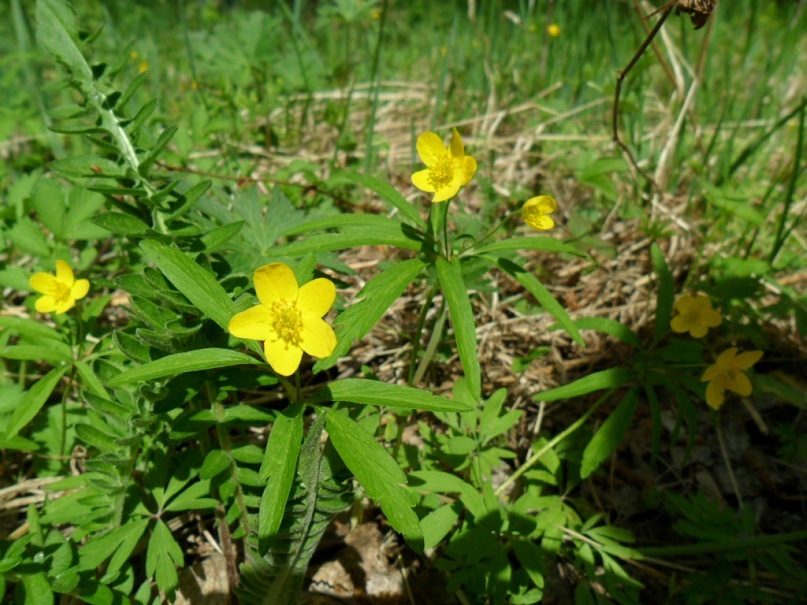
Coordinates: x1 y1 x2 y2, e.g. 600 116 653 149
407 285 438 386
495 389 614 496
212 398 251 540
412 299 448 388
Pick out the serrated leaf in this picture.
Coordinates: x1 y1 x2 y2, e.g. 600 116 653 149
139 240 235 331
107 348 257 386
326 409 422 549
257 402 304 554
581 390 639 478
310 378 473 412
36 0 93 84
75 423 120 453
314 257 425 371
436 257 481 401
533 368 633 403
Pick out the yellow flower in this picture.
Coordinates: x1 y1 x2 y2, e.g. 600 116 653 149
670 294 722 338
547 23 561 37
701 348 763 410
411 128 477 203
29 260 90 315
228 263 337 376
522 195 557 231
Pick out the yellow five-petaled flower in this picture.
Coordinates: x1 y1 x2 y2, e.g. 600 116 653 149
670 294 722 338
29 260 90 315
228 263 337 376
701 347 763 410
522 195 557 231
411 128 477 203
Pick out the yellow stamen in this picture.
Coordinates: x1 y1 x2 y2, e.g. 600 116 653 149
270 300 303 348
428 155 454 191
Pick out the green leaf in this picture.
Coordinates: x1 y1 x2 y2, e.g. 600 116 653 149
421 503 461 550
50 156 125 178
35 0 93 84
436 257 481 401
258 402 304 554
22 573 54 605
310 378 474 412
272 225 423 256
533 368 632 403
497 257 585 347
326 409 423 549
473 236 586 257
8 217 51 257
336 171 427 229
3 366 68 440
91 212 150 236
560 317 641 348
651 244 673 345
581 390 639 478
202 221 245 253
200 450 231 479
314 257 426 371
75 423 120 453
146 520 182 595
107 348 256 386
1 345 72 364
139 239 235 331
283 213 407 236
0 317 63 342
407 470 486 520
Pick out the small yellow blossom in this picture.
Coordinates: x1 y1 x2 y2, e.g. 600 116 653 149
29 260 90 315
701 348 763 410
670 294 722 338
522 195 557 231
228 263 337 376
547 23 561 37
411 128 477 203
138 61 149 73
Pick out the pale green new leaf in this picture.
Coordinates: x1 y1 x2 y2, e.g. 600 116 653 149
326 409 423 549
258 402 304 555
314 257 425 371
107 348 256 386
581 389 639 478
140 240 235 330
310 378 474 413
436 257 481 401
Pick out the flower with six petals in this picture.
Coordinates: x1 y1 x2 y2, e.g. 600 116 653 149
29 260 90 315
522 195 557 231
670 294 722 338
701 347 763 410
228 263 337 376
411 128 477 203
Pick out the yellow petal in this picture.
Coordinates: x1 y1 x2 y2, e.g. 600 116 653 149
525 196 557 214
30 272 60 295
701 363 719 381
714 347 738 369
525 214 555 231
55 260 75 286
705 380 725 410
460 156 477 186
688 323 708 339
298 278 336 317
254 263 297 306
449 128 465 159
412 169 436 193
228 305 275 340
416 132 447 167
35 295 58 313
301 318 337 358
432 181 461 203
673 295 696 314
265 340 303 376
733 350 763 370
53 297 76 315
703 309 723 328
72 279 90 301
670 315 689 334
725 371 753 397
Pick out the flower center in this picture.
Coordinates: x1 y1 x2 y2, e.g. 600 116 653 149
50 281 71 305
270 300 303 348
428 154 454 190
